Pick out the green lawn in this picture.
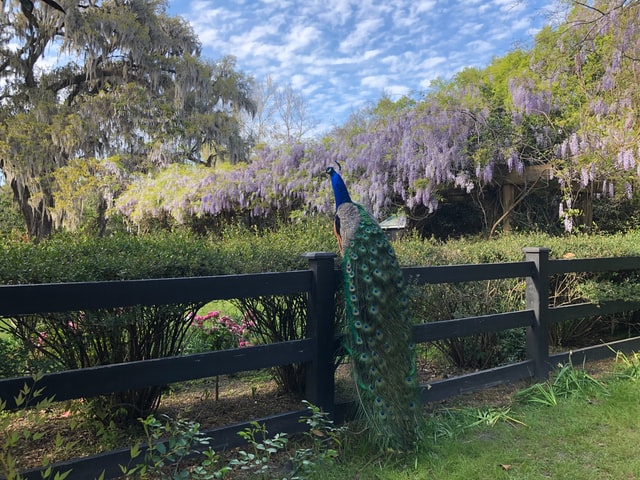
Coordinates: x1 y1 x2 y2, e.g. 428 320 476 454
310 364 640 479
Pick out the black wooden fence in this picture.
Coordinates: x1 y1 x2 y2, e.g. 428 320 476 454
1 248 640 479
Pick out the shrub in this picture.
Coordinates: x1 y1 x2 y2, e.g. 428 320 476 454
0 219 339 418
0 335 31 378
220 218 340 396
395 230 640 368
0 232 227 423
185 310 253 354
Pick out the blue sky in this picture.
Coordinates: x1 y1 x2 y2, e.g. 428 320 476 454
168 0 563 134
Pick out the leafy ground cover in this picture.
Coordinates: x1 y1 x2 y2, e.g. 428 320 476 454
5 356 636 479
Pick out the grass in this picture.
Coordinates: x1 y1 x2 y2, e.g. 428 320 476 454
308 360 640 479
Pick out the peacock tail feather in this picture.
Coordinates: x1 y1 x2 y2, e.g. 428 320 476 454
326 166 421 451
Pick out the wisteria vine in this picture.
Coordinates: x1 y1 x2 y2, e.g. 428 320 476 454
114 1 640 233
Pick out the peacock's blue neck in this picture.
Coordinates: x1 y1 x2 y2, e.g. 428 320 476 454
329 169 352 209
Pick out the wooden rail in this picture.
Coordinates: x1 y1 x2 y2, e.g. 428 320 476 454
1 248 639 479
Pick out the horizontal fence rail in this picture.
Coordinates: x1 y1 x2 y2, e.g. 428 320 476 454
1 248 639 479
0 270 313 315
0 341 314 409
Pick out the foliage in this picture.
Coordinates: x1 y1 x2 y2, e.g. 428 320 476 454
185 310 253 354
232 295 310 395
0 186 26 240
0 0 255 239
228 422 289 478
0 222 337 412
577 275 640 304
108 1 640 239
0 375 72 480
0 336 30 379
515 361 609 407
121 414 227 480
219 219 338 395
121 401 343 480
612 349 640 381
0 233 230 422
396 229 640 364
287 401 346 479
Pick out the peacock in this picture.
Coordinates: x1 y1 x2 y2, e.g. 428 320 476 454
326 165 421 451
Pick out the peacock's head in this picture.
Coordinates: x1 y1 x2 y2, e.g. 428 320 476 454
325 165 351 208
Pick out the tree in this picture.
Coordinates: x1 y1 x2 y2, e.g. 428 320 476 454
0 0 255 240
243 75 317 146
115 0 640 237
527 0 640 230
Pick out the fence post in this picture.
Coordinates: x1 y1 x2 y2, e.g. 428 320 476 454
302 252 337 415
523 247 551 380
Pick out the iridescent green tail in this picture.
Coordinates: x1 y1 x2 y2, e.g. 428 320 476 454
341 205 421 451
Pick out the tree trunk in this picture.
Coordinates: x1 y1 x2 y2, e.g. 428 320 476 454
11 179 53 241
96 195 108 237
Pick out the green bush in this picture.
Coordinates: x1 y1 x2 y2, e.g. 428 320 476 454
394 230 640 368
2 220 640 418
0 219 339 419
0 336 31 378
220 218 340 395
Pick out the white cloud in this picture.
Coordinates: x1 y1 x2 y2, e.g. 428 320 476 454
339 16 385 53
361 75 391 89
171 0 556 133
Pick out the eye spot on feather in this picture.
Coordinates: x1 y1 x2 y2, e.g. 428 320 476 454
369 305 378 315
